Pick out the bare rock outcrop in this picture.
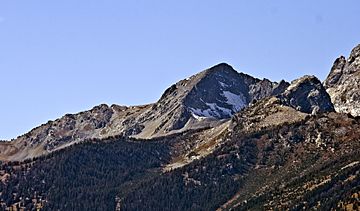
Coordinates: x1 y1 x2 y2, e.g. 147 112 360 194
324 44 360 116
280 75 334 114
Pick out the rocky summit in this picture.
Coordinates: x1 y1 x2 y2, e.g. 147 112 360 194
325 44 360 116
0 44 360 210
182 63 288 119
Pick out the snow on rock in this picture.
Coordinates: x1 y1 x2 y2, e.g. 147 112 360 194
189 103 232 119
219 81 229 88
222 91 247 111
185 63 289 119
190 107 218 118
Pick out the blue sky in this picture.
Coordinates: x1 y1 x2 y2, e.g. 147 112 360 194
0 0 359 140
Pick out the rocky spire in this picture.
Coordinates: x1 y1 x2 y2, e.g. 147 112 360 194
324 44 360 116
323 56 346 88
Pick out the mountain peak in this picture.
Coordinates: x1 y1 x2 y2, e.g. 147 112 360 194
203 63 256 81
209 62 233 69
324 44 360 116
205 62 234 74
348 44 360 63
183 64 287 119
324 56 346 88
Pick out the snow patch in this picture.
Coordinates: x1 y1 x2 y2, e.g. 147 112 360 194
191 112 208 120
222 91 246 111
206 103 233 116
190 103 233 119
189 91 246 119
219 81 229 88
190 106 220 118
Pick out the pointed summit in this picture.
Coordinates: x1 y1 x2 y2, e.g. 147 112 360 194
324 56 346 88
183 63 288 119
139 63 286 138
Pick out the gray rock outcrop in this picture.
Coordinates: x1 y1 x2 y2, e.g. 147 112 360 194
280 75 334 114
324 44 360 116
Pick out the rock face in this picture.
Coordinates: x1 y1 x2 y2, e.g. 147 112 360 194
280 75 334 114
324 44 360 116
183 63 288 119
0 63 288 161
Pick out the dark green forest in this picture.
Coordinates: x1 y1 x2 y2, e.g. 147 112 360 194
0 138 170 210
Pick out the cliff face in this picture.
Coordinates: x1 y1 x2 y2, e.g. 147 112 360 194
324 44 360 116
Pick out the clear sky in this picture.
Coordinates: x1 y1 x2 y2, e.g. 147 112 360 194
0 0 359 140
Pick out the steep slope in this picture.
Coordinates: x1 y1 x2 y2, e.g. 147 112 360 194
0 63 287 161
132 63 288 138
324 44 360 116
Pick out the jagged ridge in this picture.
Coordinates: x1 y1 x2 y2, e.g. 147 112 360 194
0 63 288 161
